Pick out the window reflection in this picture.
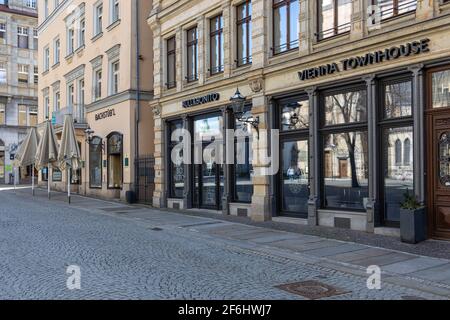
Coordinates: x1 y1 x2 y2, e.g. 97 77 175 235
318 0 351 40
273 0 299 54
324 89 367 126
432 69 450 109
234 109 253 203
237 1 252 66
281 100 309 131
384 80 412 118
383 127 413 222
323 132 369 210
169 121 184 198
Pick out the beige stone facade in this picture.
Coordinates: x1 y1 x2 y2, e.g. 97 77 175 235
148 0 450 238
37 0 154 201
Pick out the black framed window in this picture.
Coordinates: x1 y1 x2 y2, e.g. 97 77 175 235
379 77 413 225
107 132 123 189
233 106 253 203
168 120 185 198
237 1 252 66
278 96 310 217
89 136 102 188
273 0 299 55
42 167 48 181
186 27 198 82
321 87 369 211
317 0 351 40
166 36 176 89
52 168 62 182
210 15 224 75
372 0 417 21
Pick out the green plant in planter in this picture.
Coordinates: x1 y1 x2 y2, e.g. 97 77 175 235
400 189 422 210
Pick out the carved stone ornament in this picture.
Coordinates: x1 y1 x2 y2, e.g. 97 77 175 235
249 78 263 93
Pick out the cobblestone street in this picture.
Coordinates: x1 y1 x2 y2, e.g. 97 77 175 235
1 186 449 300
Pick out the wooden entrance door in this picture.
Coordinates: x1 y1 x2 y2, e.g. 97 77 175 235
339 159 348 178
426 66 450 240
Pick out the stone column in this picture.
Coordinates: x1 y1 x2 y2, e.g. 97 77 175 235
250 94 271 222
416 0 436 21
182 114 193 209
251 0 268 68
197 16 206 85
306 87 319 226
299 0 311 55
222 106 231 215
364 75 377 231
409 64 425 204
350 0 365 40
151 102 166 208
267 97 278 217
148 16 163 98
222 1 232 77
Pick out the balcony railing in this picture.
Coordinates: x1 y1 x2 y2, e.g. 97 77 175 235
52 104 86 127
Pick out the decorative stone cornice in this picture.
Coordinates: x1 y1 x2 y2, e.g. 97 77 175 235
106 44 121 60
51 80 61 91
90 55 103 69
64 64 85 82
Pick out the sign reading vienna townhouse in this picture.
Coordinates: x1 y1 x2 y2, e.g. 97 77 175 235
182 93 220 108
95 108 116 121
298 39 430 81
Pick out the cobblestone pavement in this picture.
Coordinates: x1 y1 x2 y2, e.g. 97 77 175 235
1 187 449 300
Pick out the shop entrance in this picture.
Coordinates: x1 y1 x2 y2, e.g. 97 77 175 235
192 113 224 210
426 66 450 239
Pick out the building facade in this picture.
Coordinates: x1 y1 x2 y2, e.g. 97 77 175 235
148 0 450 240
0 0 38 184
37 0 154 201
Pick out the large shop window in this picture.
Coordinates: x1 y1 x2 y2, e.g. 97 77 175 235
169 120 185 198
233 107 254 203
186 27 198 82
321 88 368 211
237 1 252 66
273 0 299 55
318 0 351 40
89 137 103 188
380 78 413 225
210 15 224 75
372 0 417 21
107 133 123 189
279 97 310 216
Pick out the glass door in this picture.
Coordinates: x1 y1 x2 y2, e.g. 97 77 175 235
280 139 309 217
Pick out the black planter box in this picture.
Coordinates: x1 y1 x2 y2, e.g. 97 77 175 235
400 207 427 244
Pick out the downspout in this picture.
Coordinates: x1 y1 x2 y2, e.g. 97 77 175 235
134 0 141 194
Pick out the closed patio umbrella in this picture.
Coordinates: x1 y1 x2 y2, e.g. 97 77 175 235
58 114 80 204
14 127 39 196
35 120 59 199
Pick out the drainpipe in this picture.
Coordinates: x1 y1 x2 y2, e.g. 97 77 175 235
134 0 141 194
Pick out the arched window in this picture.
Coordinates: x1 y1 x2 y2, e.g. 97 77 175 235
404 138 411 165
107 132 123 189
89 136 102 188
395 139 402 165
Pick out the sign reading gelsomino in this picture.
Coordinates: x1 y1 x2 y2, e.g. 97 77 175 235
298 39 430 81
182 93 220 108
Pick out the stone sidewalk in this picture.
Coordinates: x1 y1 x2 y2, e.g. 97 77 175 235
13 187 450 298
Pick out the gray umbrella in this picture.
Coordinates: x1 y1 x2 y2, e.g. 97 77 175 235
35 120 59 199
14 127 39 195
57 114 81 204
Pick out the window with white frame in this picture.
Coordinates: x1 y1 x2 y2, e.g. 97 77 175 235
54 90 60 111
44 94 50 119
0 23 6 44
26 0 37 9
34 66 38 84
94 3 103 36
111 0 120 23
0 103 5 125
94 68 102 101
17 26 29 49
68 83 75 107
79 18 86 47
54 38 60 64
110 60 119 95
18 105 38 126
67 26 75 55
0 62 6 85
17 64 29 83
44 46 50 71
54 0 60 8
78 78 85 107
33 29 38 49
44 0 49 18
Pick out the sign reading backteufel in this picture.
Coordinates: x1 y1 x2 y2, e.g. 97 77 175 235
95 108 116 121
182 93 220 108
298 39 430 81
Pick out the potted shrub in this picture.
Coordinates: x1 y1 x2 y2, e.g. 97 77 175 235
400 190 427 244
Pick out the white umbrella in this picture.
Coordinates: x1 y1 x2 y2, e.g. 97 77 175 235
57 114 80 204
35 121 59 199
14 127 39 196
